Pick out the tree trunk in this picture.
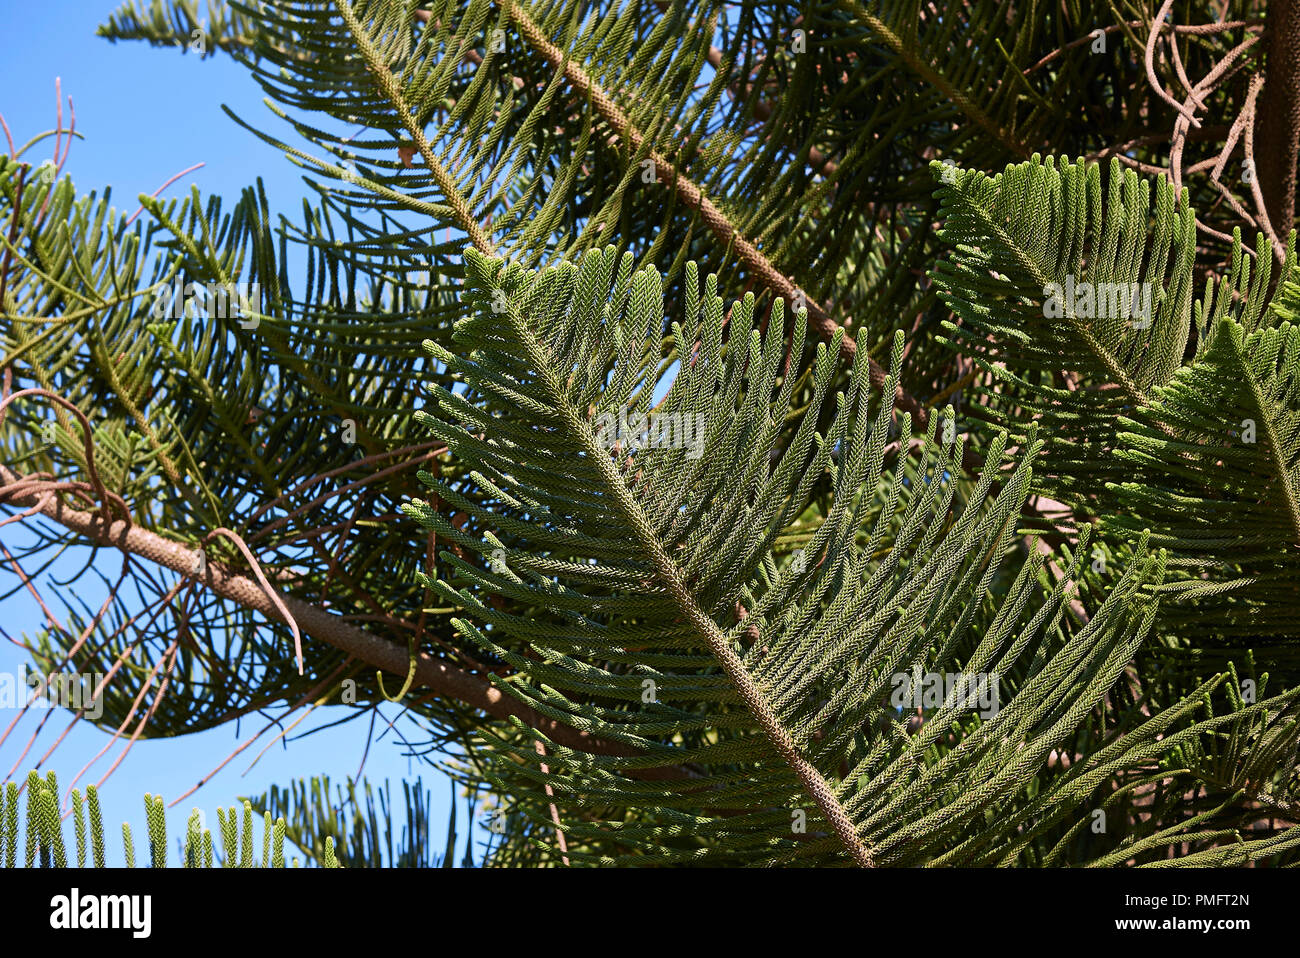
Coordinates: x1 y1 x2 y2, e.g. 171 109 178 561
1256 0 1300 238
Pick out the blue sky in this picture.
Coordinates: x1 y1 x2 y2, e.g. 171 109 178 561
0 0 466 866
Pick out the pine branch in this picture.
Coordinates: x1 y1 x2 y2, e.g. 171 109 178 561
477 264 874 864
498 0 946 450
836 0 1031 158
338 0 495 255
1225 322 1300 544
0 463 684 779
501 3 857 345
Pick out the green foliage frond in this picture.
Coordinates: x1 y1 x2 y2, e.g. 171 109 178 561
389 247 1300 865
0 771 334 867
250 774 475 866
2 0 1293 869
933 155 1300 666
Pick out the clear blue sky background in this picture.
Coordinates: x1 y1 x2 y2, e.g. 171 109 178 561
0 0 466 866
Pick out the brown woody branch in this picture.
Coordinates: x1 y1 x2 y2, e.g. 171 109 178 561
1256 0 1300 238
0 463 686 781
